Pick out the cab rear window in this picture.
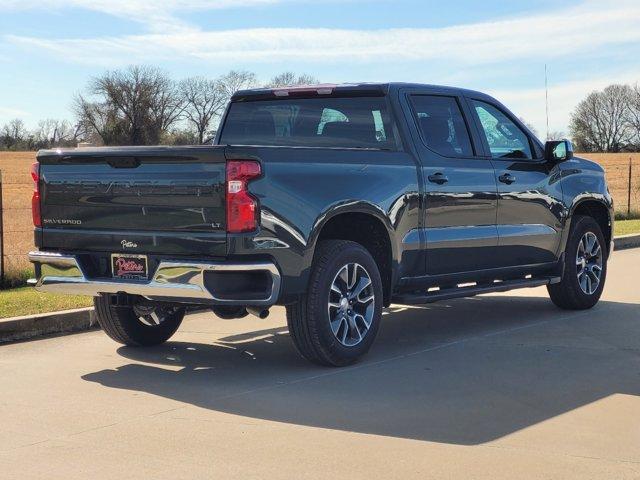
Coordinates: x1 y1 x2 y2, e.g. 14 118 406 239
219 97 397 149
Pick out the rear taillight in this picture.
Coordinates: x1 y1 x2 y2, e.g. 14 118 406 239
31 162 41 227
226 160 261 233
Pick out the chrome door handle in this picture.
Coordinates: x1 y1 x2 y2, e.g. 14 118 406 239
498 173 516 184
428 172 449 185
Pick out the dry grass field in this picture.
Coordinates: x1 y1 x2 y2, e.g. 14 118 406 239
0 151 36 281
580 153 640 217
0 151 639 284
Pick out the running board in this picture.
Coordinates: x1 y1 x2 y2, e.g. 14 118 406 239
393 276 561 305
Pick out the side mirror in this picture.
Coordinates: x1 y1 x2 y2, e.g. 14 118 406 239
545 139 574 162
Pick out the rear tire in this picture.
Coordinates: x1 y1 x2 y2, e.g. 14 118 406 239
287 240 383 367
547 215 607 310
94 295 185 346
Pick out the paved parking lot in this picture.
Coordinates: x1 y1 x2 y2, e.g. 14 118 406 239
1 248 639 479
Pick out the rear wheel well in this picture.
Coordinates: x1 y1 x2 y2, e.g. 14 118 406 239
573 201 612 256
317 213 393 306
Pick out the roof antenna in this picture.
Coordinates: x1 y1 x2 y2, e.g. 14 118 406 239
545 64 550 140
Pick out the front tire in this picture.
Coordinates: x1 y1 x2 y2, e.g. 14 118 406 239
287 240 383 367
547 215 607 310
94 295 185 346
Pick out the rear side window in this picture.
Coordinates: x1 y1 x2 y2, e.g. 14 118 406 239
472 100 533 160
219 97 397 149
410 95 474 157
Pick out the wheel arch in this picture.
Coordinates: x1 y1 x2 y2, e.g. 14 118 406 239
566 198 613 258
309 204 397 306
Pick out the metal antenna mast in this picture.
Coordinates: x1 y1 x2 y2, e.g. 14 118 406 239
545 64 550 140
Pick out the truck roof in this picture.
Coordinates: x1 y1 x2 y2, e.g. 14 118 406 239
232 82 493 101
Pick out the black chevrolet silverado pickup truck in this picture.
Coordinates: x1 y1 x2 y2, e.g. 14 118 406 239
29 83 614 366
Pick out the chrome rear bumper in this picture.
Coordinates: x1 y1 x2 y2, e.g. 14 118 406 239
28 251 281 306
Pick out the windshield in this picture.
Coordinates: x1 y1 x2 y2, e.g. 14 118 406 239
219 96 397 149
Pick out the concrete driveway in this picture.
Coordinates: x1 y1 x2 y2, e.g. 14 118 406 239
1 249 639 479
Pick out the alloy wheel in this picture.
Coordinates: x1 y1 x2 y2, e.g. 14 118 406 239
576 231 603 295
328 263 375 347
133 302 181 327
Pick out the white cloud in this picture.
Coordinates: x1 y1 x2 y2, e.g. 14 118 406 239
0 106 29 118
5 1 640 65
0 0 282 32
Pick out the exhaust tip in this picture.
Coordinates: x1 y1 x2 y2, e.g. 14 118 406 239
246 307 270 319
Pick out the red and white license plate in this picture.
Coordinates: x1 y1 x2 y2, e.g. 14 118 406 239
111 254 148 279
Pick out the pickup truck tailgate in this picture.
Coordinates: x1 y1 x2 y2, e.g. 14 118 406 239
37 146 227 256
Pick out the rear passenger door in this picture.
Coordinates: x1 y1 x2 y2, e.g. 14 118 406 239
403 91 499 275
467 97 564 268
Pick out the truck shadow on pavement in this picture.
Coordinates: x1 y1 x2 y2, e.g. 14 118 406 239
82 295 640 445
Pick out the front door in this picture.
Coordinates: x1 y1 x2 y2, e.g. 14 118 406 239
468 98 564 268
404 92 499 276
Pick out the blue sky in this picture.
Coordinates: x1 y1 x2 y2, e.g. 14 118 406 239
0 0 639 137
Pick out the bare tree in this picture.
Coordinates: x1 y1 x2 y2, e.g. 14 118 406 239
1 119 28 150
75 66 183 146
265 72 319 88
570 84 633 152
217 70 258 104
74 95 127 146
546 130 566 141
148 71 185 136
180 77 225 144
33 119 76 148
627 83 640 149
